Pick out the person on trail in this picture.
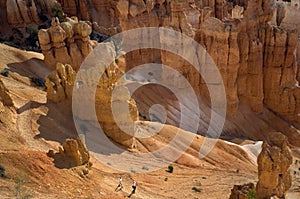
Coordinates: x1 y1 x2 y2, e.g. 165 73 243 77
115 177 123 191
128 180 137 197
132 180 137 194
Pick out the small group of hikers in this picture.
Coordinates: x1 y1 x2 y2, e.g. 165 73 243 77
115 177 137 197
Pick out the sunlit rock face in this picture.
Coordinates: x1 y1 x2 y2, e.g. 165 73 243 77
256 132 292 199
38 17 94 71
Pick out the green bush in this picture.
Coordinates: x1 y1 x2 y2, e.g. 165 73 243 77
192 187 201 192
52 6 64 22
14 172 33 199
167 165 173 173
25 25 38 47
0 164 5 178
246 189 257 199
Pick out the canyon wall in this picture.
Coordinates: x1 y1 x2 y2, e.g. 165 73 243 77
9 0 300 144
6 0 57 27
106 0 300 141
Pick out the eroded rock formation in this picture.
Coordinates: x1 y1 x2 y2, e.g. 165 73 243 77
0 79 13 107
45 42 139 147
6 0 60 27
0 0 63 50
49 138 91 168
45 62 76 103
256 132 292 199
72 42 139 146
38 17 94 70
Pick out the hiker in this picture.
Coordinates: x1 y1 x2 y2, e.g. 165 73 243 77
132 180 137 194
115 177 123 191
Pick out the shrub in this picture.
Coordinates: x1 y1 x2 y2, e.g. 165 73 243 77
167 165 173 173
14 172 33 199
0 164 5 178
142 166 149 171
3 41 23 50
192 187 201 192
52 6 64 22
202 176 207 179
1 68 9 77
30 77 46 87
25 25 38 47
246 189 257 199
26 26 38 41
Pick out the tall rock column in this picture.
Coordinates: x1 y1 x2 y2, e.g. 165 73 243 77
197 18 240 115
263 27 300 123
256 132 292 199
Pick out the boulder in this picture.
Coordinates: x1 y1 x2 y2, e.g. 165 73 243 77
229 183 255 199
52 138 91 168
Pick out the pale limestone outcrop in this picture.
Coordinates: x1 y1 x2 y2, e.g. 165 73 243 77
256 132 292 199
38 17 93 70
275 0 300 31
45 63 76 103
92 22 118 36
231 5 244 19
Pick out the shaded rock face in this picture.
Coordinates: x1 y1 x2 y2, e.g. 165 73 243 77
72 42 139 147
51 138 91 168
256 132 292 199
5 0 58 27
229 183 255 199
0 79 13 107
57 0 120 34
45 62 76 103
38 17 93 70
0 0 60 50
57 0 89 21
